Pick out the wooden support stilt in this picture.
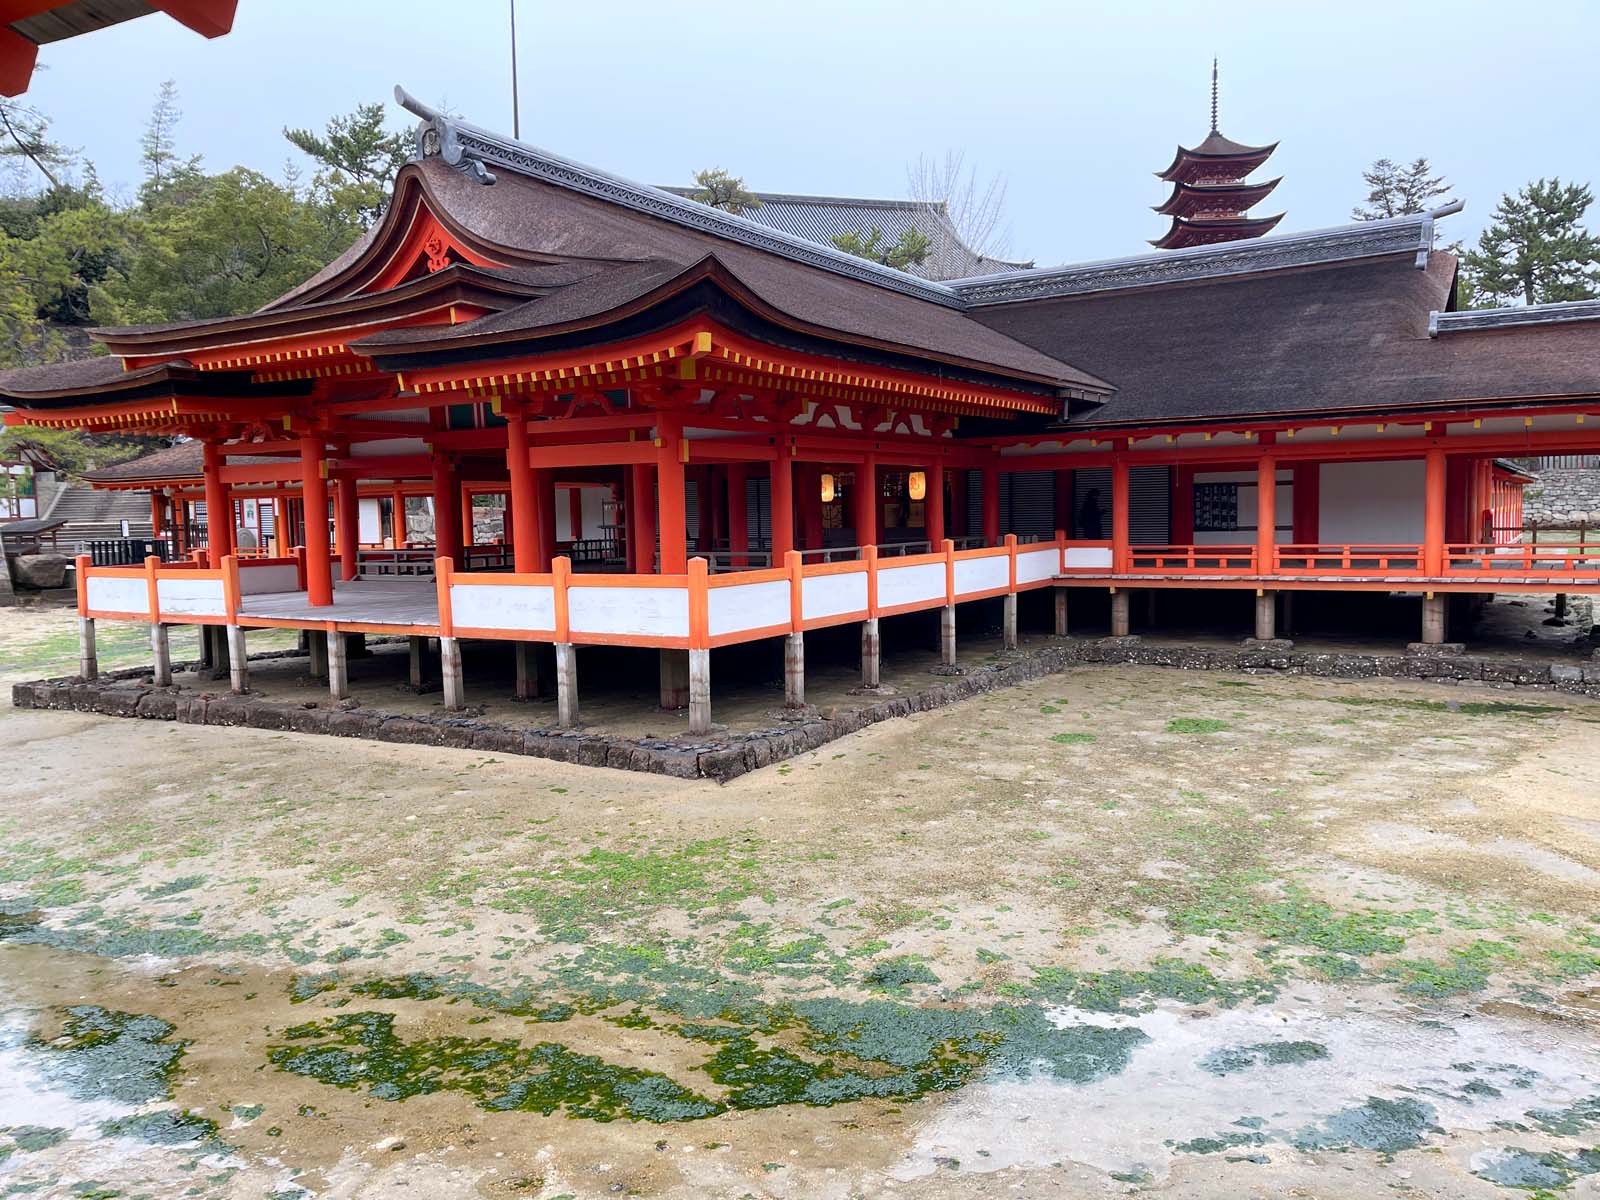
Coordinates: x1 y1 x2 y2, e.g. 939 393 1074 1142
514 641 541 700
688 648 711 735
940 604 957 666
327 631 349 700
1054 589 1069 637
227 625 248 694
78 617 97 681
408 635 428 688
784 632 805 708
308 630 328 680
1003 593 1018 651
1110 590 1131 637
1421 593 1447 645
860 617 881 688
1254 590 1276 641
556 643 578 727
441 636 464 711
151 624 171 686
659 649 689 710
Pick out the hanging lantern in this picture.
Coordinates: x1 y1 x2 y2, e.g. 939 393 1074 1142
820 473 835 503
907 470 927 501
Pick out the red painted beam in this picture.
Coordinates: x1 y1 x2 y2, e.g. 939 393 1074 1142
148 0 237 38
0 26 37 97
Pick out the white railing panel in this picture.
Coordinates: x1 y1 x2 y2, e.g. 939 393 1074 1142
1064 546 1114 570
801 572 868 622
568 585 690 639
157 576 227 617
1016 547 1059 585
452 583 557 633
236 564 300 594
877 561 946 609
707 579 789 638
86 576 149 617
953 555 1008 597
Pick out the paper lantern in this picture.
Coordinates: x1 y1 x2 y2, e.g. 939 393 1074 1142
820 473 835 503
907 470 927 501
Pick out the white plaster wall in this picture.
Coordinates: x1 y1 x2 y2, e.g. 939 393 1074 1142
878 562 946 608
707 580 790 637
568 585 689 640
157 577 226 617
1318 460 1425 544
87 576 148 616
802 572 868 623
452 583 556 633
1016 547 1059 585
953 555 1008 596
359 498 382 545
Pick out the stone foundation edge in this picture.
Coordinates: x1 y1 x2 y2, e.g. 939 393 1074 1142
12 638 1600 784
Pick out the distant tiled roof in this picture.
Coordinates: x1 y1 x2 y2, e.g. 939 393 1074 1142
661 188 1033 282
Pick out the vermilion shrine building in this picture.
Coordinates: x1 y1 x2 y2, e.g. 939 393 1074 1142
3 89 1595 732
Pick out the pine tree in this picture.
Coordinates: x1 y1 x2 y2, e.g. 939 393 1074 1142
1461 179 1600 306
831 226 931 272
284 103 409 228
688 168 761 215
1352 157 1452 220
140 80 181 193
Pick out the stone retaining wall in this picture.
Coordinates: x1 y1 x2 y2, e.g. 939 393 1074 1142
13 638 1600 784
1524 467 1600 524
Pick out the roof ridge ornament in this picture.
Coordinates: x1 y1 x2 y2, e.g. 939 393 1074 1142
396 86 497 186
1211 57 1220 135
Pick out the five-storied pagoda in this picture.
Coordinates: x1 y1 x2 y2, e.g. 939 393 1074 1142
1151 61 1283 249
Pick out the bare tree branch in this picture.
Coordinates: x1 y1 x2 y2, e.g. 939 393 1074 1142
906 150 1013 261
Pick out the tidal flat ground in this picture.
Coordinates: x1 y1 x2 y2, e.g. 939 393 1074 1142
2 608 1599 1198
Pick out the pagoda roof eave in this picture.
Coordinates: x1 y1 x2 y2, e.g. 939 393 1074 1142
1149 212 1287 250
1156 138 1278 182
1152 177 1282 216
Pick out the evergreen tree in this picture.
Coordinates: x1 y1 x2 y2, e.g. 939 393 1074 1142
0 95 72 191
284 102 409 228
689 168 761 215
831 226 931 272
138 80 202 206
1461 179 1600 306
1352 157 1452 220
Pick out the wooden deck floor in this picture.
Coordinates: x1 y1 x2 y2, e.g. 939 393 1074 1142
237 579 440 630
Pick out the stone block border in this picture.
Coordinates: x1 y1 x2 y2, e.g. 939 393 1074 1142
12 637 1600 784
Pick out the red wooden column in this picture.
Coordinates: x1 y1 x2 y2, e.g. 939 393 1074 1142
1110 453 1130 571
925 460 945 549
656 417 687 574
1291 463 1320 544
628 462 656 573
801 465 824 550
1256 438 1277 572
431 453 461 563
335 477 359 581
770 456 794 561
391 487 407 547
202 440 234 566
299 436 333 606
854 455 877 549
1424 446 1447 575
981 462 1001 546
149 492 165 541
727 463 748 566
504 411 537 573
460 488 476 552
534 470 557 569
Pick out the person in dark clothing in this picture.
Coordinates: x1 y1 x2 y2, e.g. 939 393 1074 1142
1078 489 1104 540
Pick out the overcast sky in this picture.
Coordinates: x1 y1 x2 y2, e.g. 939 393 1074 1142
19 0 1599 267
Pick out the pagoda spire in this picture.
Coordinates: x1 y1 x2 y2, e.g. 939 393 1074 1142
1151 61 1283 250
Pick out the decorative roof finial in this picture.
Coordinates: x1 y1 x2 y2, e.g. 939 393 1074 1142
1210 57 1219 134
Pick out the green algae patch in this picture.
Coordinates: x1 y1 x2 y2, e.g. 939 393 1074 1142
99 1108 221 1146
1049 732 1096 745
268 1011 723 1121
1330 696 1565 718
1171 1130 1268 1155
861 956 940 994
31 1005 188 1106
1291 1096 1439 1158
1473 1146 1600 1191
1198 1040 1329 1076
1026 957 1279 1012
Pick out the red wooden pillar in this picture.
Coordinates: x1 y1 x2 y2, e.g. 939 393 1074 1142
431 453 461 563
854 455 877 549
770 456 794 561
335 477 359 581
391 487 407 547
534 469 556 569
1110 454 1130 571
727 463 748 566
1291 462 1320 544
656 417 687 574
629 462 656 573
925 460 945 549
505 412 537 573
300 436 333 606
802 464 824 551
1256 446 1277 572
460 487 477 552
149 491 164 540
202 440 234 566
1172 466 1195 544
982 462 1001 546
1424 446 1447 575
